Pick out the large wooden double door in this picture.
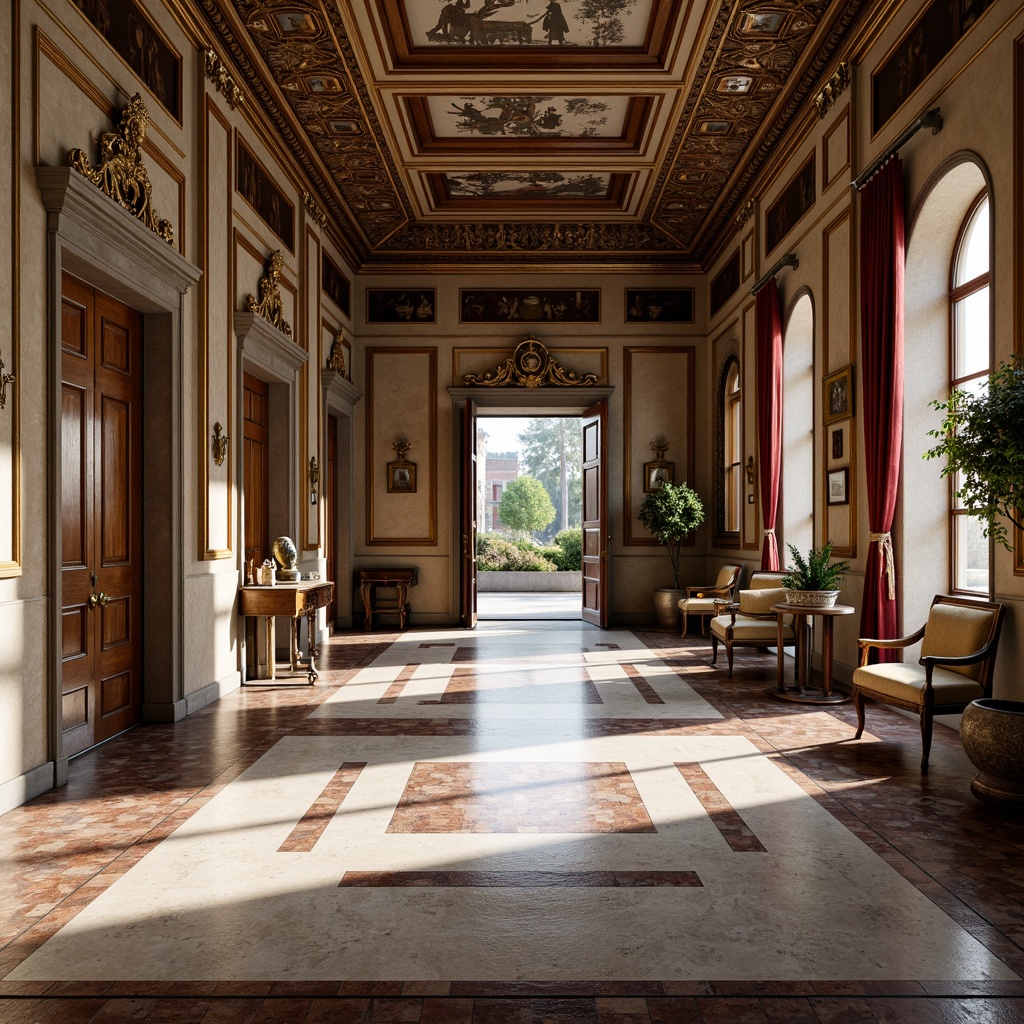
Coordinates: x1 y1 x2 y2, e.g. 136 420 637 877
60 275 143 757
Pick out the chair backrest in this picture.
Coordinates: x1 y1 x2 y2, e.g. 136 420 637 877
737 571 789 615
920 595 1005 685
714 564 742 595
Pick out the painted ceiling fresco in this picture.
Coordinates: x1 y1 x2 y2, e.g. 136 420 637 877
200 0 866 266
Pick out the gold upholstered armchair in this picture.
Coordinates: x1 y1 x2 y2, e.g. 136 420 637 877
853 595 1006 772
677 564 742 638
709 571 800 679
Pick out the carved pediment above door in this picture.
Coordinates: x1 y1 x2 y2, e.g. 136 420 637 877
462 337 600 388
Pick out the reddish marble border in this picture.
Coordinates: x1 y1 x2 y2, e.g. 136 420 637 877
675 762 766 853
621 663 666 704
378 664 420 704
278 762 366 853
339 870 702 887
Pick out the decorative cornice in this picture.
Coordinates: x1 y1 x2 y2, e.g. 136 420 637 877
734 200 754 228
815 61 851 119
204 48 244 109
67 93 174 245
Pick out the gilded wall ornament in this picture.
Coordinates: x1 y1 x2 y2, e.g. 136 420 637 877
734 200 754 228
204 49 244 110
67 93 174 245
0 353 14 411
463 338 598 388
212 421 229 466
303 190 328 229
814 61 851 119
246 250 292 335
326 326 349 379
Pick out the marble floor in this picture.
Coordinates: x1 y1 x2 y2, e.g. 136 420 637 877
2 622 1024 1023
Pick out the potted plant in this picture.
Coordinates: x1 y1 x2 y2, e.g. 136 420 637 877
925 356 1024 805
637 481 705 628
781 541 850 607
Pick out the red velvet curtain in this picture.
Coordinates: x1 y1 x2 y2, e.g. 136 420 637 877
858 158 904 657
756 277 783 570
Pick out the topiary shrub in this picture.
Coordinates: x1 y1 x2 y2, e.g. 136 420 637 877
553 528 582 572
476 533 555 571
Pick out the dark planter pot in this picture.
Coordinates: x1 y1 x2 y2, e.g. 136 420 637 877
653 588 685 630
960 699 1024 809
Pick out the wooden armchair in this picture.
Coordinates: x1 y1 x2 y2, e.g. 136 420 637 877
853 595 1006 772
677 564 742 637
709 571 800 679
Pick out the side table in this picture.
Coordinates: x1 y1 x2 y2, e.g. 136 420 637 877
359 568 419 630
769 602 855 705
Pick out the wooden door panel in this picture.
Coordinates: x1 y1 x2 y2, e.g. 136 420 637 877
243 373 270 566
460 400 477 628
61 276 142 755
100 395 132 565
326 415 337 628
581 402 607 627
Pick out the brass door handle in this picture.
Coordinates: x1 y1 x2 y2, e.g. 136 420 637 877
88 594 99 609
97 592 110 607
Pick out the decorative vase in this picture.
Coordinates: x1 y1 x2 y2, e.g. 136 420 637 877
960 698 1024 808
653 588 685 630
785 589 840 608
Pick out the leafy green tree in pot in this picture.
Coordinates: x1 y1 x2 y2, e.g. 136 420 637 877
924 356 1024 551
498 476 556 542
637 481 705 588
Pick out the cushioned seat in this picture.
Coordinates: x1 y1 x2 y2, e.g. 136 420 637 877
709 571 800 679
677 564 741 637
853 595 1005 772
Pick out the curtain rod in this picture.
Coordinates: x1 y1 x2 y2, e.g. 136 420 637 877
852 108 943 190
750 253 798 296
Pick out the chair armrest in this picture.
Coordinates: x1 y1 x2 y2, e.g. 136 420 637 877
687 584 730 598
921 641 997 672
856 624 926 664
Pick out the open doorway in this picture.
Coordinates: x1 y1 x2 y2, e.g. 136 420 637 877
476 416 582 620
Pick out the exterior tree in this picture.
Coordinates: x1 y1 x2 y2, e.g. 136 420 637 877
924 356 1024 550
498 476 556 540
517 418 582 538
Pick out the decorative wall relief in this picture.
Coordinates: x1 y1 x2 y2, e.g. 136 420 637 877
462 337 599 388
0 353 14 411
246 250 292 335
765 154 815 255
236 138 295 249
70 0 181 119
460 289 599 323
626 290 694 323
212 422 229 466
367 289 435 323
67 94 174 245
326 326 351 380
710 250 740 317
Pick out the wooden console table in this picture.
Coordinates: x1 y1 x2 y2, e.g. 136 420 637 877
239 581 334 684
358 568 418 630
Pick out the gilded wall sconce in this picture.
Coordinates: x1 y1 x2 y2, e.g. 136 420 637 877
0 353 14 411
212 422 229 466
309 455 320 505
745 455 756 484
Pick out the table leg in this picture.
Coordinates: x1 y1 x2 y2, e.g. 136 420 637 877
796 614 809 690
397 583 408 629
362 583 373 630
290 616 301 672
264 615 276 680
306 609 319 684
821 616 834 698
776 613 787 694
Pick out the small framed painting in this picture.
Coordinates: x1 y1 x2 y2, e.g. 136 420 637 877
644 460 674 492
367 289 435 323
827 467 849 506
823 365 854 424
388 460 417 493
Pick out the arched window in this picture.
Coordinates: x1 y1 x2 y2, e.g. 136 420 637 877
949 192 991 594
719 358 742 535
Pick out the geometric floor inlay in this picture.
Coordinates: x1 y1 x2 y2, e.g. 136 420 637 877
386 761 658 833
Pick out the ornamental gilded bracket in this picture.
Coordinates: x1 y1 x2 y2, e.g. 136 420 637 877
67 93 174 245
246 250 292 336
463 338 598 388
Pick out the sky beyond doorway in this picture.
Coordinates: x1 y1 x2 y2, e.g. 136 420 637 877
478 417 533 452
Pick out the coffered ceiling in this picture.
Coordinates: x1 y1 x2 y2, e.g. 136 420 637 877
199 0 865 268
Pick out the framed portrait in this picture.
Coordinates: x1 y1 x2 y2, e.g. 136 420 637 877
644 460 674 492
827 467 849 506
823 365 855 424
387 460 417 493
625 289 694 323
831 425 844 462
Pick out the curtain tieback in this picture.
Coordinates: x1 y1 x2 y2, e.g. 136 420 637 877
869 531 896 601
762 529 775 537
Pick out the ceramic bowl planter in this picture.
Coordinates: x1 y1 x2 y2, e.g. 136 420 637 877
653 588 685 630
960 698 1024 808
784 589 841 608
